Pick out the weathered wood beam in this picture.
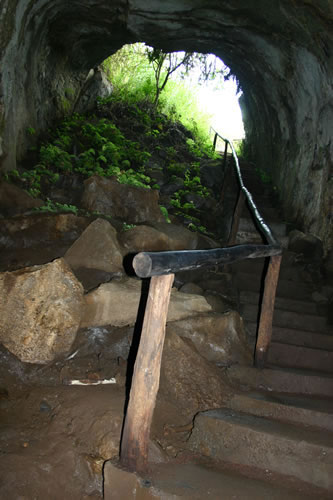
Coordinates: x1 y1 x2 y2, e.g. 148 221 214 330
133 245 281 278
120 273 174 473
255 255 282 368
228 190 246 245
222 139 228 171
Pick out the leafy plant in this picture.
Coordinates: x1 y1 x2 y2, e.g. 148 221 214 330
160 206 171 223
122 222 136 231
34 199 78 214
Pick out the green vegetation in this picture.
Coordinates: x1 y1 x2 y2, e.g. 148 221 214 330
122 222 137 231
102 43 222 155
10 113 157 198
4 44 229 237
34 199 79 215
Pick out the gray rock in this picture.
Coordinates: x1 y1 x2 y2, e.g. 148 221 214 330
0 258 84 364
204 293 233 313
167 311 252 366
159 330 232 417
81 175 164 224
288 230 323 261
64 218 124 274
179 282 203 295
75 68 113 113
146 221 198 250
119 225 170 252
80 277 212 328
0 213 91 250
0 181 43 216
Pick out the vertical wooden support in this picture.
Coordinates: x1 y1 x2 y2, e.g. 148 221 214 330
120 273 174 474
255 255 282 368
213 132 218 151
228 190 245 246
219 142 230 207
222 140 228 171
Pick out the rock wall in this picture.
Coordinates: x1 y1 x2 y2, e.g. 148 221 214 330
0 0 332 251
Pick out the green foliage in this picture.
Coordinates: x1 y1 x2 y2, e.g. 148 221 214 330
34 199 78 215
122 222 136 231
160 206 171 223
255 167 272 184
102 44 220 156
235 139 251 161
22 113 154 194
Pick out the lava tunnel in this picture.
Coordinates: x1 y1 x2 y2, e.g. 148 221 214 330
0 0 332 252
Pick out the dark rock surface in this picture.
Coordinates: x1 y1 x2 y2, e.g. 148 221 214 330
81 175 164 223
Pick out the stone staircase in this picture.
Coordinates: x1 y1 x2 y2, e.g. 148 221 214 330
187 162 333 494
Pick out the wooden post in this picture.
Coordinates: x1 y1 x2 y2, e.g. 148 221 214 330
255 255 282 368
219 141 229 207
222 140 228 171
213 132 218 151
120 273 174 473
228 190 245 246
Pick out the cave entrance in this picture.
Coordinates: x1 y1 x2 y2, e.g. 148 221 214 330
101 43 245 150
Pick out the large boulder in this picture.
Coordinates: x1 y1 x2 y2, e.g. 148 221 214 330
81 176 164 223
288 229 324 262
159 330 232 417
146 221 198 250
166 312 252 367
119 222 199 252
64 218 124 274
75 68 113 114
119 225 170 252
0 213 91 250
0 258 84 363
80 277 212 328
0 181 43 216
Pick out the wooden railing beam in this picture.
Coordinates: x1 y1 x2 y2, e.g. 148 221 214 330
120 274 174 473
255 255 282 368
228 190 246 246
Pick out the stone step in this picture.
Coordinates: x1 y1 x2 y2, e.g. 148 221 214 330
227 391 333 432
241 303 331 334
267 342 333 373
235 258 314 284
237 272 314 300
226 365 333 398
235 232 289 248
246 322 333 351
239 217 287 237
188 408 333 491
104 459 328 499
240 290 319 315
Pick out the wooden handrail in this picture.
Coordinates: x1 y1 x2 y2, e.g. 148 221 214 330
120 130 282 474
210 128 279 247
133 244 281 278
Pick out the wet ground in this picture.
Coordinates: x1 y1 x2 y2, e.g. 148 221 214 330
1 336 331 499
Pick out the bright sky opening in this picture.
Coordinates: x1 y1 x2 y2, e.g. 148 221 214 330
198 78 245 141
